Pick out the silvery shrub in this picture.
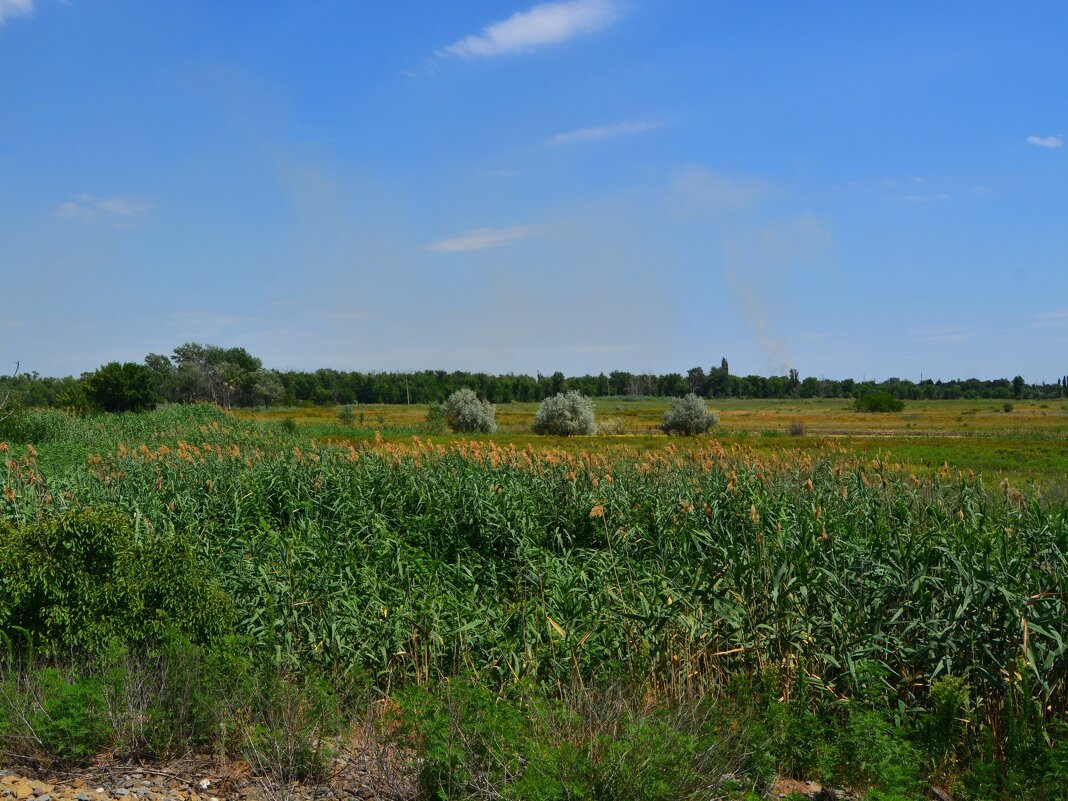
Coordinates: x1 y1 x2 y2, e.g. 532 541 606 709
532 391 597 436
443 388 497 434
661 393 718 436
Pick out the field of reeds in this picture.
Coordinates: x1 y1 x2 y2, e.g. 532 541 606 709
1 404 1066 800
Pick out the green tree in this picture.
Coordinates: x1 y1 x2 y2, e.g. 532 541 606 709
1012 375 1025 399
0 361 19 424
84 362 158 412
144 352 177 401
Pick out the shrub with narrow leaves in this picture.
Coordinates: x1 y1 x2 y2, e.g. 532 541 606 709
854 391 904 413
532 391 597 436
660 393 717 436
442 388 497 434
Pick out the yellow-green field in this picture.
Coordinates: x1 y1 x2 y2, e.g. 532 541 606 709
235 397 1068 499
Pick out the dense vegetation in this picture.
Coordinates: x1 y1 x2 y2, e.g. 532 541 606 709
3 346 1067 413
1 405 1066 799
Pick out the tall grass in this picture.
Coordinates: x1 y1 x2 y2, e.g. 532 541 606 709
1 406 1066 794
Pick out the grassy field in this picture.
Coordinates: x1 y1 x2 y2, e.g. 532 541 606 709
235 397 1068 500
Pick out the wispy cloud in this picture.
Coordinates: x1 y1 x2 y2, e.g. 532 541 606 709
1027 134 1062 148
1035 308 1068 327
164 310 248 331
56 193 153 222
671 164 779 218
439 0 621 59
426 224 542 253
477 167 521 178
328 310 375 322
887 193 950 203
0 0 33 25
916 326 973 345
545 119 663 146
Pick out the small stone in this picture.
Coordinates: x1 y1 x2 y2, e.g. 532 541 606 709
114 791 130 798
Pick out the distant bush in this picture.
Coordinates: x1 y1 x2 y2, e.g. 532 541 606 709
854 391 904 413
442 388 497 434
84 362 158 413
1003 402 1014 413
660 394 717 436
597 417 626 435
337 405 356 425
787 420 806 436
532 391 597 436
423 402 447 434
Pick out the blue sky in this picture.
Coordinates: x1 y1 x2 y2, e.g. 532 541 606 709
1 0 1065 380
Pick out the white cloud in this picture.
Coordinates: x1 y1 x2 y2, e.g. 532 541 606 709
545 119 663 145
439 0 621 58
0 0 33 25
1027 134 1062 148
426 224 542 253
56 194 153 222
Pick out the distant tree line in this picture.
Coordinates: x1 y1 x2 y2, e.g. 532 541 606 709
1 347 1066 411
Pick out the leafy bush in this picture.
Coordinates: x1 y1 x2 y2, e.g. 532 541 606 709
0 507 233 655
787 420 806 436
854 391 904 413
424 402 447 434
27 668 112 764
394 681 740 801
660 393 717 436
834 710 923 799
532 391 597 436
337 405 356 425
443 388 497 434
84 362 158 413
240 671 341 783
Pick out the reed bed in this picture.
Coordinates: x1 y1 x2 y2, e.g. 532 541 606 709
3 405 1064 753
